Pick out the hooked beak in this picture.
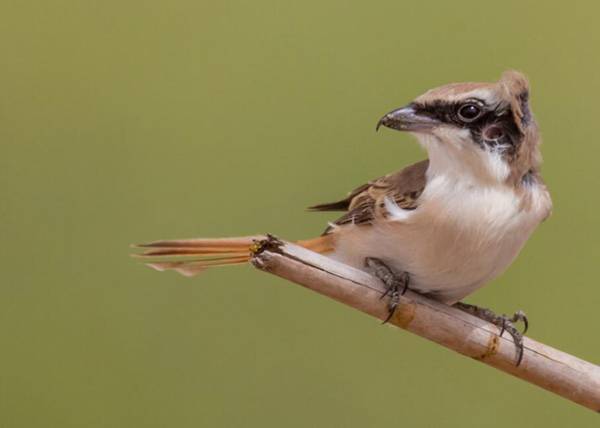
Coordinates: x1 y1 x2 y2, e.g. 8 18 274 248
376 105 439 132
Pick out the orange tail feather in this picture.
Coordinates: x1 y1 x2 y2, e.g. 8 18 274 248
133 234 334 276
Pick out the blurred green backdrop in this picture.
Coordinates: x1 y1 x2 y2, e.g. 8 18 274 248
2 1 599 427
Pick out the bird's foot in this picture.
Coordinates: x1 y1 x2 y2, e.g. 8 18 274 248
364 257 410 324
453 302 529 366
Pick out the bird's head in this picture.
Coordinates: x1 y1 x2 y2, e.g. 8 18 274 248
378 71 541 185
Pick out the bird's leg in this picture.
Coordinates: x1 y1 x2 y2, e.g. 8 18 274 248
364 257 410 324
453 302 529 366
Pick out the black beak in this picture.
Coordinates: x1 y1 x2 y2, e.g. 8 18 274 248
376 105 438 132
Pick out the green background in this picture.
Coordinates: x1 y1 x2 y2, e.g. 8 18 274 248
2 1 599 426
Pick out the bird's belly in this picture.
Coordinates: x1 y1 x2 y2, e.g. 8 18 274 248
329 213 538 304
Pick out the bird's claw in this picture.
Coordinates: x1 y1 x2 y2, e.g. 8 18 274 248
364 257 410 324
454 302 529 366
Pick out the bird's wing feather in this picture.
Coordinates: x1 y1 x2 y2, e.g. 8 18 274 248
309 159 429 234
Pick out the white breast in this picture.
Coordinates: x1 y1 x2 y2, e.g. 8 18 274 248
329 175 551 304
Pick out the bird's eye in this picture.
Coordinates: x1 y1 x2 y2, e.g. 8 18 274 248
457 103 482 122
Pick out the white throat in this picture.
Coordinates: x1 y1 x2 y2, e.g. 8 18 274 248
415 131 511 185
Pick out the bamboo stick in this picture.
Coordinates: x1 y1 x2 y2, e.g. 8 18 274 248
250 236 600 412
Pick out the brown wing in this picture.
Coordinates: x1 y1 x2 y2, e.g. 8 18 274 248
309 159 429 234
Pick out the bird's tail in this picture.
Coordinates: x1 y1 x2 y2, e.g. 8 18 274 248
132 234 334 277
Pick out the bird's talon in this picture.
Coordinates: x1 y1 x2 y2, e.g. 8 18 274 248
454 302 529 366
364 257 409 325
499 317 507 337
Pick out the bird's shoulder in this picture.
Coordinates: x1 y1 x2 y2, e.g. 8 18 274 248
309 159 429 233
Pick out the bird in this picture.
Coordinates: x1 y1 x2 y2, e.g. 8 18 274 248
134 70 552 365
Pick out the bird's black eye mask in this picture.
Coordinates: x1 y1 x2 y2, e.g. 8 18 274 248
410 99 523 155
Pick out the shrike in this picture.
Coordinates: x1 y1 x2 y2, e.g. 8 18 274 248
135 71 552 365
